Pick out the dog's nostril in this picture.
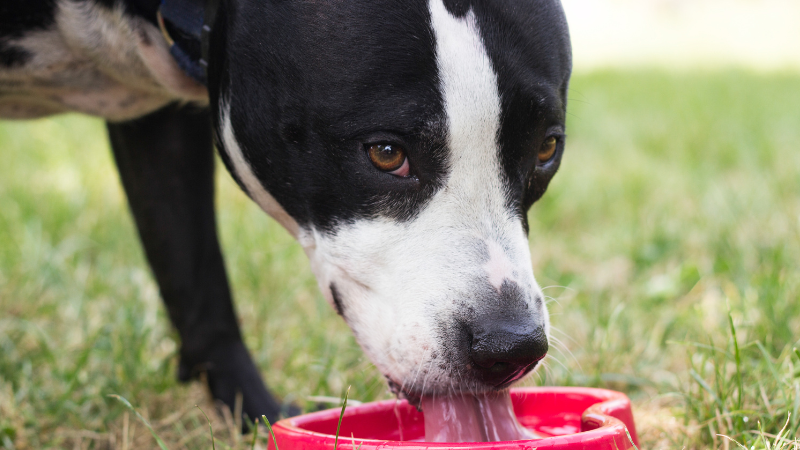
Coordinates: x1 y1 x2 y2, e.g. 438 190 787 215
469 327 548 387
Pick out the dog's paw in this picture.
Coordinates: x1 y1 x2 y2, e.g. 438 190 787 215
180 339 285 430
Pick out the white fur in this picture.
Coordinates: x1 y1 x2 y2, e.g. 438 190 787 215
484 240 519 292
219 102 300 237
298 0 548 395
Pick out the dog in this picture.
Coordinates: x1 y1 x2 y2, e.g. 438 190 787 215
1 0 572 424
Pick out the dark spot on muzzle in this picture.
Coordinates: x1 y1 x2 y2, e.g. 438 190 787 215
329 283 344 316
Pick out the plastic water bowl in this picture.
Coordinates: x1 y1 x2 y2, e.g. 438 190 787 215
269 387 640 450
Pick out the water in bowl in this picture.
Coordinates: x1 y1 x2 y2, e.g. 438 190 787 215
421 391 539 442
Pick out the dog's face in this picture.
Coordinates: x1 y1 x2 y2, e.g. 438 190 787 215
210 0 571 398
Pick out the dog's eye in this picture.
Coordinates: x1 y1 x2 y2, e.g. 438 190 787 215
538 136 558 163
367 144 409 176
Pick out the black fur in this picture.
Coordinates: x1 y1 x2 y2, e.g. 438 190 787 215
470 0 572 219
329 283 345 317
208 0 570 400
0 0 56 67
211 0 570 235
211 0 449 231
0 0 162 67
107 104 286 424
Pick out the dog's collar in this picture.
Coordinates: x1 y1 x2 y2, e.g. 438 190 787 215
156 0 220 85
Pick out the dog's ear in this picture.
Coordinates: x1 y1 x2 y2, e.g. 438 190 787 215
135 22 208 101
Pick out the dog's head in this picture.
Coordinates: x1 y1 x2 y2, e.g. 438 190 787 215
209 0 571 398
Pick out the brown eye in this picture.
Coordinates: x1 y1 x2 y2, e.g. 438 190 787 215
367 144 407 173
538 136 558 163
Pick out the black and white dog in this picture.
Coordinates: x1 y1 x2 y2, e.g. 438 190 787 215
1 0 571 424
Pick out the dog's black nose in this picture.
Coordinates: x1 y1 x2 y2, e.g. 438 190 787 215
469 326 548 387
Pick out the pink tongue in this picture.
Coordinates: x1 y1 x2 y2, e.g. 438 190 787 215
421 392 537 442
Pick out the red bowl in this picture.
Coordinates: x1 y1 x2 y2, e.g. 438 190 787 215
269 387 640 450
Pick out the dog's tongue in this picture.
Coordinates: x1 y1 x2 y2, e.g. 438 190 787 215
421 391 536 442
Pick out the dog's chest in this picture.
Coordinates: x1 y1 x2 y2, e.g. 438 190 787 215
0 0 206 121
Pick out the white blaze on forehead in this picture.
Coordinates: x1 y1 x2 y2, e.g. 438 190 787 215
430 0 523 290
430 0 502 187
428 0 511 231
220 102 300 237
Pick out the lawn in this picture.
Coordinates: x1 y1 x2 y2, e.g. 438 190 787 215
1 70 799 449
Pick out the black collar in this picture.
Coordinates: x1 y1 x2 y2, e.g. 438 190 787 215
156 0 220 85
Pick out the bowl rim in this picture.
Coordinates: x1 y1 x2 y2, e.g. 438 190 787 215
270 386 638 449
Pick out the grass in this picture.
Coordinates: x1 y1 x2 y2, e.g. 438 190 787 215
0 70 798 449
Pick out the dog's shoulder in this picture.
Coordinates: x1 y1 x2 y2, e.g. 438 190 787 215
0 0 206 120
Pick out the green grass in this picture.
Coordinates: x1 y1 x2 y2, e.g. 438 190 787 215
1 70 799 449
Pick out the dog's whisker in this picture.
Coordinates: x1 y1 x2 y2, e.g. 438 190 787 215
419 360 434 401
533 363 547 384
548 326 581 346
543 295 562 307
547 337 580 368
542 352 573 376
403 347 431 397
540 284 574 291
453 362 465 396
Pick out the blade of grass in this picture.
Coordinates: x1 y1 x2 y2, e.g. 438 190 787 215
728 305 744 411
108 395 170 450
334 386 351 450
666 340 734 358
792 384 800 436
624 426 639 450
350 433 364 450
690 368 727 412
262 415 279 450
196 406 216 450
251 417 259 450
57 328 105 409
351 432 364 450
777 414 791 444
760 416 794 450
754 341 783 384
717 433 749 450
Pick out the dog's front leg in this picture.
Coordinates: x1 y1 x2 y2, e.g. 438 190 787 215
107 103 284 426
